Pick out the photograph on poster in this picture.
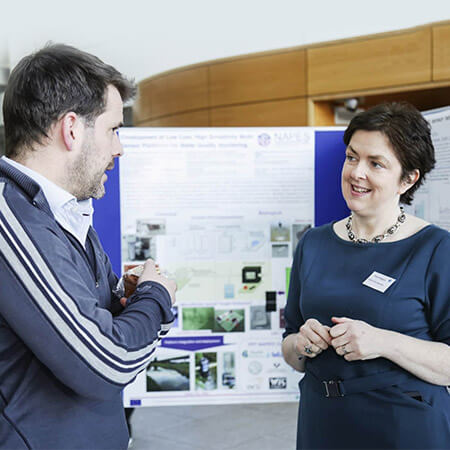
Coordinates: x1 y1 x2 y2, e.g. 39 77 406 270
271 244 289 258
270 222 290 242
136 219 166 237
291 224 312 255
146 355 190 391
250 305 271 330
213 309 245 332
122 219 165 262
182 307 215 330
221 352 236 389
195 352 217 390
122 234 155 261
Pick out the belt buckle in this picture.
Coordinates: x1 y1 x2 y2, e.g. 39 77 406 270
322 380 343 398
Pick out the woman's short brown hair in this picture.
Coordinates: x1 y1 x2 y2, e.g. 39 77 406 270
343 102 435 205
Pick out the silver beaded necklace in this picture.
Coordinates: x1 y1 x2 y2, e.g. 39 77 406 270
346 206 406 244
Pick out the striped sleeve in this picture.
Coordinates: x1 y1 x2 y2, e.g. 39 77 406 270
0 182 173 399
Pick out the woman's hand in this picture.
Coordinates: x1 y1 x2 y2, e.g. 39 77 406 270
330 317 388 361
293 318 331 358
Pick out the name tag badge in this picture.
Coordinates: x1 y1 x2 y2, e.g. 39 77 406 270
363 271 396 293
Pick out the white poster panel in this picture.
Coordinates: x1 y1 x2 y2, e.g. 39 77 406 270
119 127 314 406
409 107 450 231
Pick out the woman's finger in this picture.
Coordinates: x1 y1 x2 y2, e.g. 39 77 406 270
329 323 348 338
301 326 329 350
310 321 332 346
331 335 350 349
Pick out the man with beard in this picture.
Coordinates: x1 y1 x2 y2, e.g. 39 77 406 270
0 44 176 449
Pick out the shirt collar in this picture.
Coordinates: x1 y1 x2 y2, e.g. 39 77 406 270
2 156 75 210
1 156 92 216
1 156 94 249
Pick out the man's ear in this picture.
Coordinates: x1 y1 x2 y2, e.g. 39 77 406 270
61 112 83 151
399 169 420 194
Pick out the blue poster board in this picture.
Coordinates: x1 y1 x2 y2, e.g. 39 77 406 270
314 130 349 226
92 161 121 275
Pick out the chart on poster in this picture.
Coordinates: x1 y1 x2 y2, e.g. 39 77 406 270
119 127 315 406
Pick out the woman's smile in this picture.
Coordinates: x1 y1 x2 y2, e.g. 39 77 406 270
350 184 372 196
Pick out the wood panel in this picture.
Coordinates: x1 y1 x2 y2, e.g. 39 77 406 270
210 98 307 127
307 28 431 96
310 85 450 126
133 81 152 123
433 24 450 81
150 67 209 118
312 101 335 127
209 50 306 106
136 110 209 127
361 86 450 111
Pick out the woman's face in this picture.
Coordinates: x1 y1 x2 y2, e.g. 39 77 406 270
341 130 409 217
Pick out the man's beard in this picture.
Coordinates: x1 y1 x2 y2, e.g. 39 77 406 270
67 139 110 201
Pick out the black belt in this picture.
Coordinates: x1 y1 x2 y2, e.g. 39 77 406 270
306 368 415 398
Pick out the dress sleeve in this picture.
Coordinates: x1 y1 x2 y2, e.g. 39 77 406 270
282 236 306 339
425 234 450 345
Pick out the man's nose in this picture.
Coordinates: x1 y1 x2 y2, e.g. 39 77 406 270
113 136 124 158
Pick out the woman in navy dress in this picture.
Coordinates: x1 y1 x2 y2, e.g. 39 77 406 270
282 102 450 449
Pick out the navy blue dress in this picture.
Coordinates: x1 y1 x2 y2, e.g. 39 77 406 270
284 223 450 449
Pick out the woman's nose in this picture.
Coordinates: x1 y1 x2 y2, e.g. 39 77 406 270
350 162 367 180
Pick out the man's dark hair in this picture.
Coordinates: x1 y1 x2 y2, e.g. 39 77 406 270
3 43 136 158
343 102 435 205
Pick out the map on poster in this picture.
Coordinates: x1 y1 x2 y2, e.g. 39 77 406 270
120 127 314 406
407 107 450 231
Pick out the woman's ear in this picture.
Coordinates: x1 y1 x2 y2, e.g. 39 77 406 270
399 169 420 194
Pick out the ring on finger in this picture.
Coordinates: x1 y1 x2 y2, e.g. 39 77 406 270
342 345 348 355
304 345 314 355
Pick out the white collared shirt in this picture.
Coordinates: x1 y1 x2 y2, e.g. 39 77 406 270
2 156 93 248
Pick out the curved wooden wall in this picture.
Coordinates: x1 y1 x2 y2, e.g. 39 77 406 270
134 20 450 127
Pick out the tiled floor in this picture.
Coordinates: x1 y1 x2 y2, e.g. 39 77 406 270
129 402 298 450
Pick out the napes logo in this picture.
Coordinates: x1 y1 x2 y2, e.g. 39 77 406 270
258 133 271 147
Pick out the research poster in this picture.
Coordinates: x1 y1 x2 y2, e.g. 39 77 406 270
409 107 450 231
120 128 314 406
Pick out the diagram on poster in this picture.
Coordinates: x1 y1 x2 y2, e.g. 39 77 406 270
119 128 314 406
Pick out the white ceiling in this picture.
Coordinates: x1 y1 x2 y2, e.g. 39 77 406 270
1 0 450 83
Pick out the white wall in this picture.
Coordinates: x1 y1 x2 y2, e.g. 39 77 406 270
2 0 450 82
